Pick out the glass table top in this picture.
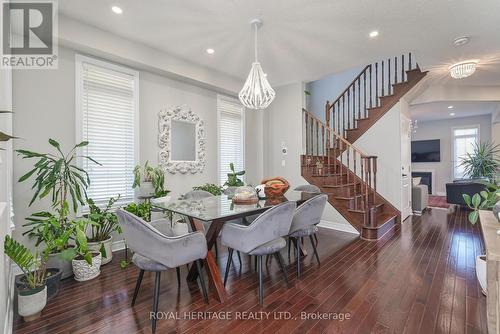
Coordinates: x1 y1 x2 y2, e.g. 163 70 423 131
152 190 320 221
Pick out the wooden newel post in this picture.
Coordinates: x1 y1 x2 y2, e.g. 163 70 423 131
325 101 330 128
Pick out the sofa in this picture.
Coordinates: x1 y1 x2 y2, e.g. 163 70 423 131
445 179 488 206
412 184 429 214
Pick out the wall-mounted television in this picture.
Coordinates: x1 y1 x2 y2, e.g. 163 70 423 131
411 139 441 162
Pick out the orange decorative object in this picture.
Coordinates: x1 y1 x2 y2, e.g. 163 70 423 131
261 177 290 198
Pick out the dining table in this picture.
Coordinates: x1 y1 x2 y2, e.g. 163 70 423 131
152 190 319 303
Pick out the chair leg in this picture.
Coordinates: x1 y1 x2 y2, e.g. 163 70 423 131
214 239 219 258
176 267 181 287
196 260 209 304
310 234 320 266
266 254 271 266
254 256 257 271
314 233 319 246
275 252 289 288
296 237 301 277
152 272 161 333
224 248 233 287
258 255 264 305
288 237 291 259
131 269 144 306
236 251 242 269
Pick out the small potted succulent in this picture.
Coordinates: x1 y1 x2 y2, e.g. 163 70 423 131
62 220 103 282
85 196 122 265
4 236 48 322
224 163 245 198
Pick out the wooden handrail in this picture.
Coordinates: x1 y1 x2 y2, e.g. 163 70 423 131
327 64 371 111
302 108 372 158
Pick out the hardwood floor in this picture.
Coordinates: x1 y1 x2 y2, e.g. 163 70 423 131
13 206 487 334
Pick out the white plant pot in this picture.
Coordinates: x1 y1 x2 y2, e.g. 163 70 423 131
476 255 487 295
88 236 113 265
172 222 189 236
151 195 171 205
18 285 47 322
140 181 155 197
72 253 102 282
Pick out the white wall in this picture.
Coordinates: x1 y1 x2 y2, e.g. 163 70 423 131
410 114 493 195
11 47 263 247
355 103 404 210
264 82 357 234
493 121 500 148
0 21 15 331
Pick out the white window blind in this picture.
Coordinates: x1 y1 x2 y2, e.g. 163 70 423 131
453 127 479 179
218 96 245 185
76 55 138 209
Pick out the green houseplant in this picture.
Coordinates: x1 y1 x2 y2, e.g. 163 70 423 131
124 202 152 222
133 161 170 198
85 196 122 265
4 235 49 321
463 181 500 224
192 183 224 196
459 141 500 180
17 139 99 278
61 220 103 281
223 163 245 198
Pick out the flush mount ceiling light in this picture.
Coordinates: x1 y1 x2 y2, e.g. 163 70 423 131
206 48 215 55
369 30 379 38
449 60 479 79
453 36 470 47
111 6 123 14
448 105 454 109
449 112 456 116
238 19 275 110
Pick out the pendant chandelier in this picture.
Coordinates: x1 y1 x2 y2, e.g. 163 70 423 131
238 19 275 110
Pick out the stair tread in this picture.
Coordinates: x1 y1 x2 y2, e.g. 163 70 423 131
323 182 359 188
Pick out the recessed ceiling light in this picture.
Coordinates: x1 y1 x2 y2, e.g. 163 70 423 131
369 31 379 38
111 6 123 14
449 112 455 116
448 105 454 109
206 48 215 55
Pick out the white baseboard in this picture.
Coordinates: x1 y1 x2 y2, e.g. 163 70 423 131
435 191 446 196
318 220 359 235
112 239 126 252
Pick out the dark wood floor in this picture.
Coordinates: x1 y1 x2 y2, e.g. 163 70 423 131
14 206 487 334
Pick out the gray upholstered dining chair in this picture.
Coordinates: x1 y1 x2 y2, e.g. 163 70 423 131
184 189 243 266
288 194 327 277
294 184 321 193
116 209 209 333
220 201 296 305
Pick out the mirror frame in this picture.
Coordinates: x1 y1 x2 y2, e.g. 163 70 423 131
158 105 206 174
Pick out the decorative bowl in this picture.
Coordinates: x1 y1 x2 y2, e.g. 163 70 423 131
261 177 290 198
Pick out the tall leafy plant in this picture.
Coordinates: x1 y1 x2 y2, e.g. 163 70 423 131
86 196 122 242
17 139 100 251
459 141 500 180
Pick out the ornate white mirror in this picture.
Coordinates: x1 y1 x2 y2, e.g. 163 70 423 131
158 105 206 174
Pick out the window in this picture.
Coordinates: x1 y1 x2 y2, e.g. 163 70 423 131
453 126 479 179
218 95 245 185
76 55 139 209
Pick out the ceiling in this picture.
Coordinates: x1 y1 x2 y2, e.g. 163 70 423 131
59 0 500 86
410 101 500 122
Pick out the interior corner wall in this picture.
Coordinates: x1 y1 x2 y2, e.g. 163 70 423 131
11 46 263 249
263 82 357 234
354 102 404 211
410 114 492 195
493 121 500 148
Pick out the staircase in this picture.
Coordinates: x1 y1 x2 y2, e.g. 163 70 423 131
302 52 427 240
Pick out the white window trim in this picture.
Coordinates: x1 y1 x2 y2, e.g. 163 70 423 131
217 95 245 185
75 54 140 212
451 124 480 179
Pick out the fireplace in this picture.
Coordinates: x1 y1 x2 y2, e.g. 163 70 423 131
412 171 432 194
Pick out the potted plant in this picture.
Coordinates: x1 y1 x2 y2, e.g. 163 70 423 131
62 220 103 282
4 235 48 322
133 161 170 198
192 183 224 196
124 202 152 222
17 139 99 279
463 180 500 295
459 141 500 180
85 196 122 265
316 158 324 175
224 163 245 198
